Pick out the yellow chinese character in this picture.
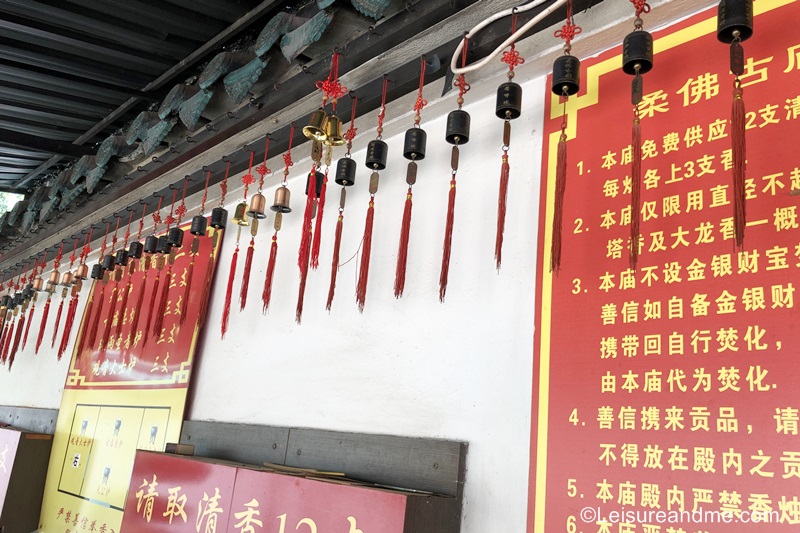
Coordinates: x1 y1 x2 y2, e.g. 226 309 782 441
774 206 798 231
740 55 773 87
639 89 670 118
163 486 188 524
677 73 719 106
684 125 704 147
621 301 639 323
707 118 728 141
786 96 800 119
196 488 224 533
758 103 780 127
621 443 639 467
601 303 617 325
601 150 617 170
233 499 263 533
668 445 689 470
718 366 741 391
663 131 680 153
602 179 619 198
135 475 159 523
622 335 639 357
669 369 688 392
774 408 799 435
742 287 766 311
600 337 617 359
665 406 685 430
693 450 715 474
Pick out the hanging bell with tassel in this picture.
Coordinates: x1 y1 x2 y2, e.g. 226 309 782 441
167 226 184 248
210 206 228 229
335 157 357 187
191 214 208 236
403 128 427 161
90 263 103 280
47 269 60 291
232 201 250 226
115 248 129 267
303 108 329 142
246 193 267 219
323 115 346 146
32 275 44 291
553 55 581 96
622 30 653 76
60 271 74 286
144 235 159 255
129 241 144 260
306 171 325 198
271 186 292 213
717 0 753 43
156 235 170 254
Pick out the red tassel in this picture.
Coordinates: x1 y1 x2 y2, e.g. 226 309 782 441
221 246 238 339
181 257 194 324
495 156 510 269
0 323 9 365
310 175 328 269
394 188 413 298
58 296 78 361
240 238 255 311
298 171 317 270
197 254 214 329
143 274 159 346
551 135 568 273
128 273 147 353
51 298 64 348
2 320 15 365
630 118 642 269
326 215 344 311
101 286 118 350
262 234 278 314
732 86 746 249
356 201 375 312
36 298 52 355
87 285 105 352
9 314 25 369
153 272 170 338
116 282 131 338
296 223 312 324
22 304 34 350
439 177 457 302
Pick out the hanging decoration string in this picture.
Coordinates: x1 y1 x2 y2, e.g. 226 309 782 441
439 36 471 302
395 57 429 298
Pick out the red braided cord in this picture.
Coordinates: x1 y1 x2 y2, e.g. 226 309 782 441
164 189 178 228
200 171 211 212
316 51 347 109
137 205 146 240
176 179 188 223
630 0 650 17
344 96 358 145
377 77 389 131
283 124 296 172
220 160 231 206
152 196 163 228
242 151 256 199
99 222 110 257
256 137 271 187
555 0 582 44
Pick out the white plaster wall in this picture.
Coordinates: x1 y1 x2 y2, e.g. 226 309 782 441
187 71 546 533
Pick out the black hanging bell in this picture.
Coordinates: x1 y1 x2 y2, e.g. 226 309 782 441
365 140 388 170
210 206 228 229
190 215 208 236
622 30 654 75
496 82 522 120
552 55 581 96
90 263 103 280
335 157 357 187
167 227 184 248
101 254 116 271
445 109 471 145
156 235 170 254
129 241 144 260
403 128 427 160
115 249 129 266
717 0 753 43
144 235 159 255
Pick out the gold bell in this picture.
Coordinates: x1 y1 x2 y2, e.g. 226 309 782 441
232 201 250 226
303 108 329 142
324 114 346 146
270 186 292 214
246 192 267 220
48 270 60 285
75 263 88 280
32 277 44 291
61 271 74 286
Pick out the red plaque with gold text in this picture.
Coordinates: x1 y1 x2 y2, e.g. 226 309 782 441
531 1 800 532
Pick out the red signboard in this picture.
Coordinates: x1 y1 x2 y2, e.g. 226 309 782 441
531 1 800 532
227 467 407 533
120 451 237 532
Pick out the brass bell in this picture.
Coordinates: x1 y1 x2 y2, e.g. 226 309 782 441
270 186 292 214
48 270 60 285
75 263 89 280
323 114 346 146
32 277 44 291
60 271 74 286
232 201 250 226
303 108 329 142
246 192 267 220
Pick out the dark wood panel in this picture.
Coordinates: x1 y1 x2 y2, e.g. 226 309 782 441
180 420 289 466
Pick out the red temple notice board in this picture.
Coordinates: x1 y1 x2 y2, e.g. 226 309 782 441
531 1 800 532
39 223 223 533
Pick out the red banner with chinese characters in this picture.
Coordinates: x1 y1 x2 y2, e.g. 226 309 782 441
531 1 800 532
40 222 223 533
120 451 412 533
